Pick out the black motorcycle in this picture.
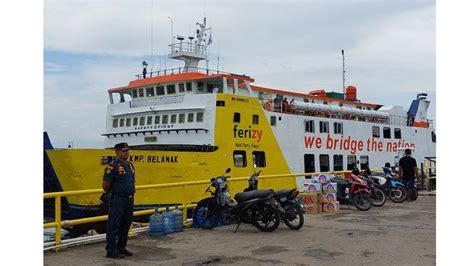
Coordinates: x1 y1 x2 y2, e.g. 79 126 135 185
244 167 305 230
193 168 282 232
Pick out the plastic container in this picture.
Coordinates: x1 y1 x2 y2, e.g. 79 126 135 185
171 205 183 233
149 209 164 237
163 207 175 235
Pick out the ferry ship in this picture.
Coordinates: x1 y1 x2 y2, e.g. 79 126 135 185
44 18 436 221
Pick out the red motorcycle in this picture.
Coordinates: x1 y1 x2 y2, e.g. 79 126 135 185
332 173 372 211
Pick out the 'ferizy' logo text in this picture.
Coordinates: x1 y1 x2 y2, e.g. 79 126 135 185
233 125 263 142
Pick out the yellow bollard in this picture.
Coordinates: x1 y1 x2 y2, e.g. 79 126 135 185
54 196 62 248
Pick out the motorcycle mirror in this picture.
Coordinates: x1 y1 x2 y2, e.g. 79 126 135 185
225 168 231 174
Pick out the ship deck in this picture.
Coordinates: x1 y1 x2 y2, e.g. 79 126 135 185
44 195 435 265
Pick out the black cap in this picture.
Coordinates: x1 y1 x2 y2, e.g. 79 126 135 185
114 142 130 151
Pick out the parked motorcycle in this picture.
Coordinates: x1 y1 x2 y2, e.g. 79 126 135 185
359 171 386 207
371 168 408 203
331 173 372 211
192 168 282 232
244 166 305 230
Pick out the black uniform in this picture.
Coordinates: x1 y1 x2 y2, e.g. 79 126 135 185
103 158 135 256
399 155 417 190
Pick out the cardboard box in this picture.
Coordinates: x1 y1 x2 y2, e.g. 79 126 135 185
322 201 340 212
303 182 322 193
326 192 337 202
301 193 317 205
301 193 320 214
322 182 337 193
317 193 328 203
311 174 329 184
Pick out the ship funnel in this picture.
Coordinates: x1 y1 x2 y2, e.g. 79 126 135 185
407 93 430 128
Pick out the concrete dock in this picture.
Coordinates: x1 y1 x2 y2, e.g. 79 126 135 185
44 195 435 265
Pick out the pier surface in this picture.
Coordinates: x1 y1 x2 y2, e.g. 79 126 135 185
45 195 435 265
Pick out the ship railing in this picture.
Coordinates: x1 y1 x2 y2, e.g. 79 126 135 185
43 170 356 251
135 66 251 80
168 42 207 57
261 100 390 124
131 95 185 108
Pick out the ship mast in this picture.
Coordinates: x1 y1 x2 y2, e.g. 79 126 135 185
168 17 212 72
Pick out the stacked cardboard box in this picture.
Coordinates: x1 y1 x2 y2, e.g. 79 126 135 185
301 193 319 214
310 174 340 213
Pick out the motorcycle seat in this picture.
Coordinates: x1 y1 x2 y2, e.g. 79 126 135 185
332 177 350 186
234 189 273 202
274 188 295 198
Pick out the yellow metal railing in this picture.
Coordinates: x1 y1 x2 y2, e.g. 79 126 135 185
44 170 359 248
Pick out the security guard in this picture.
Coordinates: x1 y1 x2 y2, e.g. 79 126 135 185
102 142 135 259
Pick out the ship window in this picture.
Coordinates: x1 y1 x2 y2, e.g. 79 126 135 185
319 121 329 133
347 155 356 171
339 103 343 107
197 82 204 92
119 118 125 127
187 113 194 123
112 119 118 128
394 128 402 139
133 117 138 126
186 82 192 92
305 120 315 133
179 113 185 123
333 155 343 171
252 151 266 168
270 116 276 126
144 136 157 142
139 117 145 126
138 88 144 98
253 114 259 125
319 154 330 172
360 155 369 170
178 83 185 93
162 115 168 124
383 127 391 138
126 118 131 127
167 84 176 95
334 122 343 134
372 126 380 138
356 106 362 109
170 114 177 124
156 85 165 96
154 115 160 124
196 112 204 122
147 116 153 125
233 112 241 123
132 89 138 98
233 151 247 167
146 87 155 97
431 131 436 143
323 101 328 105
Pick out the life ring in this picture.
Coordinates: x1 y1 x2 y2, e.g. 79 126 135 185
263 102 271 111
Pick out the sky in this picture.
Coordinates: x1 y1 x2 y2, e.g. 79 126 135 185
44 0 436 148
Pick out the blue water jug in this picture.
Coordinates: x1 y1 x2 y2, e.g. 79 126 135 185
171 205 183 233
163 207 175 235
149 209 164 237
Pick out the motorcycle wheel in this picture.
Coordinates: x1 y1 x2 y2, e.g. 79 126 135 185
371 187 386 207
193 198 219 230
353 192 372 211
389 186 407 203
282 205 304 230
253 204 280 232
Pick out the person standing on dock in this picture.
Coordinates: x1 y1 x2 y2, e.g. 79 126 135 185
102 142 135 259
399 148 417 201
